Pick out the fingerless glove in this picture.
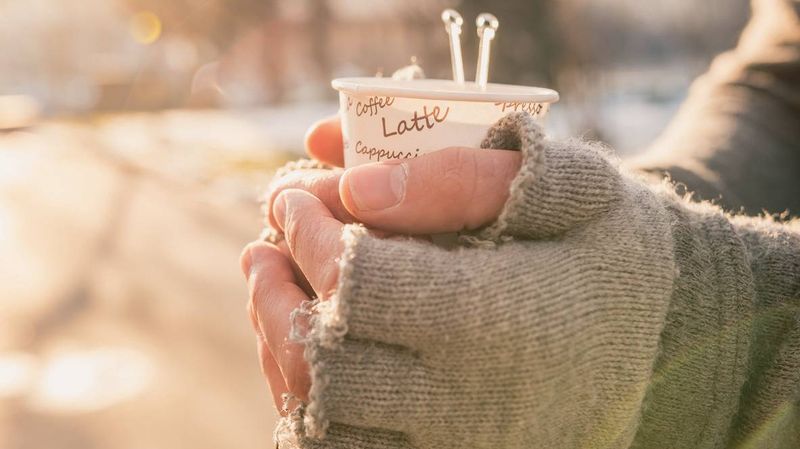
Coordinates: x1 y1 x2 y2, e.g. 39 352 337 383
275 113 800 449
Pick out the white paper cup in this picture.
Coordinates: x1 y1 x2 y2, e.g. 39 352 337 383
332 77 559 168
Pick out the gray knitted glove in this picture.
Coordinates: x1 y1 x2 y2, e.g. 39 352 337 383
276 113 800 449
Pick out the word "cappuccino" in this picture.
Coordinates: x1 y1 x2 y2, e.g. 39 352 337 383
355 140 420 162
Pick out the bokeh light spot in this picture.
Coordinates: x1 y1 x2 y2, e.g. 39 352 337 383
130 11 162 45
28 347 155 413
0 352 36 398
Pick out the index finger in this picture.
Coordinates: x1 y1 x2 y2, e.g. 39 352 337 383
304 116 344 167
273 189 345 299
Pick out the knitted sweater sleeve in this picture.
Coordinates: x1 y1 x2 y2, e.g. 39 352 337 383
627 0 800 216
273 113 800 449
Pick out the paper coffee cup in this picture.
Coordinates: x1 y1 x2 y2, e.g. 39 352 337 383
332 77 559 168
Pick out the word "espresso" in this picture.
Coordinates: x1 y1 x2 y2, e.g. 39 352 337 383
494 101 545 115
381 105 450 138
355 140 420 162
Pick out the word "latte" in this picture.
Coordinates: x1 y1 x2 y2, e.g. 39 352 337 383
382 105 450 138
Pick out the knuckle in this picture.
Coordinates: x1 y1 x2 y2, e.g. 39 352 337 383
434 147 478 199
308 171 341 197
283 213 305 256
424 148 479 229
245 245 283 311
249 273 272 315
265 178 295 223
463 153 519 229
266 171 327 225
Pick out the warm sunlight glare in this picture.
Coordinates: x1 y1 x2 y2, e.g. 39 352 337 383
28 347 155 413
130 11 162 45
0 352 36 398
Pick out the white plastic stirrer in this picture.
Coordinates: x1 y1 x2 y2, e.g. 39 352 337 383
475 13 499 89
441 9 465 84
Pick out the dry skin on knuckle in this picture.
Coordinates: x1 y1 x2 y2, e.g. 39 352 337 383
268 171 337 223
283 210 306 258
249 271 273 313
428 149 464 194
464 152 519 229
266 174 304 220
246 248 278 309
431 148 479 229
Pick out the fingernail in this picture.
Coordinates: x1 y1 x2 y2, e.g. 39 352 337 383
272 193 288 230
346 163 406 211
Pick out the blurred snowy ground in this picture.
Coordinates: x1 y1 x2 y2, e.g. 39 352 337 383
0 105 331 449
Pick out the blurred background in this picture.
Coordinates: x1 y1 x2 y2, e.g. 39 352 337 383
0 0 749 447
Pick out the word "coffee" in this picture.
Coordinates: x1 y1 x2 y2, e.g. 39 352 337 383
382 105 450 138
354 96 395 117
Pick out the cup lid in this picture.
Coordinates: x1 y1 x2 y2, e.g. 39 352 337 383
332 77 559 103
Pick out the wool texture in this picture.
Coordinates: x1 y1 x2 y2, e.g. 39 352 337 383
271 112 800 449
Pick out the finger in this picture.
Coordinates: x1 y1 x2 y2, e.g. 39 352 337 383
272 189 344 299
276 239 314 298
265 168 352 230
257 336 290 415
339 147 522 234
305 116 344 167
243 241 312 400
245 250 290 412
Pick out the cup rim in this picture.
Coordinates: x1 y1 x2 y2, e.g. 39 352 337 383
332 77 559 103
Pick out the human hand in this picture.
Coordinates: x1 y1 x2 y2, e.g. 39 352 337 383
264 115 524 236
246 112 800 449
241 188 346 411
244 114 528 411
244 112 698 449
246 112 608 415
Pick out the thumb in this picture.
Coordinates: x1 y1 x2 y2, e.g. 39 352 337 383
339 147 521 235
